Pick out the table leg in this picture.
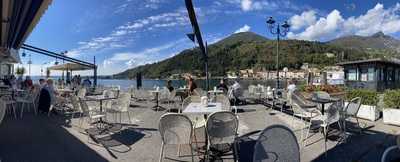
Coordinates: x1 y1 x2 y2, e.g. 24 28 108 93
99 100 103 122
321 103 325 115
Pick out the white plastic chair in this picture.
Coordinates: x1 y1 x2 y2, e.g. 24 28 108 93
17 88 40 118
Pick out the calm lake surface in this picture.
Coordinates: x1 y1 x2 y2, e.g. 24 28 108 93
30 76 289 90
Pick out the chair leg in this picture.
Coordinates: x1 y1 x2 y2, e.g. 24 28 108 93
20 103 25 118
190 143 194 162
356 118 362 133
233 141 239 162
127 111 132 124
177 144 181 157
323 126 328 157
304 122 312 147
159 142 164 162
12 103 17 119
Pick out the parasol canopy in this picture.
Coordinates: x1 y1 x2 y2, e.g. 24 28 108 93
48 63 93 71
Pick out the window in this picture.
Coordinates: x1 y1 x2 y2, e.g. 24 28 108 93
361 68 368 81
348 69 357 81
368 68 374 81
387 68 394 81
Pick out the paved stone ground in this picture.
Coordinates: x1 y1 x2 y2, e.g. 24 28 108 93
0 98 399 162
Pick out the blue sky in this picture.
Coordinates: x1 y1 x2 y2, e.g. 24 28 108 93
20 0 400 76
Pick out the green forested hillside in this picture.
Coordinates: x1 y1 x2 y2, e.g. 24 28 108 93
113 32 390 79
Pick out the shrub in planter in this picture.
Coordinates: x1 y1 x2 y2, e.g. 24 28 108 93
346 89 379 121
383 90 400 126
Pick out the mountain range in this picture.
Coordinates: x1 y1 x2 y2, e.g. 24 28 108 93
113 31 400 79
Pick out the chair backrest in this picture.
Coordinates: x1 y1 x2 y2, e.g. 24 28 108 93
193 88 205 96
253 125 300 162
70 94 82 112
344 97 362 116
117 92 131 112
77 88 86 98
159 113 193 145
0 97 7 125
181 96 201 113
168 90 176 100
206 111 238 145
326 101 340 125
78 98 90 115
215 95 230 111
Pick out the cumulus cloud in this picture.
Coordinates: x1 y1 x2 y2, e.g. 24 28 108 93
234 24 251 33
288 3 400 41
289 10 317 31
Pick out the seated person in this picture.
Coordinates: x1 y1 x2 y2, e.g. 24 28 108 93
217 79 228 93
187 76 197 95
38 87 51 113
166 80 174 92
82 77 92 87
43 79 59 104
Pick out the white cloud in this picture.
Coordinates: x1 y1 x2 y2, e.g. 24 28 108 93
288 3 400 41
241 0 252 11
67 8 191 58
234 24 251 33
103 38 187 69
289 10 317 31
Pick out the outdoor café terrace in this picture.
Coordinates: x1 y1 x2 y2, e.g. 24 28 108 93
0 85 398 162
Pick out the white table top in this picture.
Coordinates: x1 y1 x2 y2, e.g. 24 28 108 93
182 102 222 114
208 90 224 93
58 89 74 92
86 95 116 101
149 90 160 93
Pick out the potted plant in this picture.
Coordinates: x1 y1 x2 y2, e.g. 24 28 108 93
15 66 26 77
383 90 400 126
346 89 379 121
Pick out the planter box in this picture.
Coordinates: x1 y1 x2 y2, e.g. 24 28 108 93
357 105 380 121
383 109 400 126
344 102 380 121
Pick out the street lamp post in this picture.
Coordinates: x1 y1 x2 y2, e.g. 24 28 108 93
283 67 288 89
266 17 290 89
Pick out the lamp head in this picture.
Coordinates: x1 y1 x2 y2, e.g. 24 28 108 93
266 17 275 25
281 21 290 32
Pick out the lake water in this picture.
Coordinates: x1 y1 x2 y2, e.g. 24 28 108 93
30 76 288 90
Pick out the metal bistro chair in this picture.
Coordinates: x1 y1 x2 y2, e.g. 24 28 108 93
253 125 300 162
341 97 363 133
216 95 231 111
304 101 341 157
381 135 400 162
17 88 40 118
158 113 194 162
0 96 8 125
206 111 239 161
78 97 107 129
107 93 133 124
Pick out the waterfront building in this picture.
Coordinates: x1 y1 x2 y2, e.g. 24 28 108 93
338 58 400 91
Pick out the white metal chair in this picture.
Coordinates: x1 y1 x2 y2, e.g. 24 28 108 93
107 93 132 124
205 111 239 161
253 125 300 162
158 113 194 162
0 96 8 124
342 97 362 133
17 88 40 118
78 97 107 128
3 94 17 119
215 95 231 111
